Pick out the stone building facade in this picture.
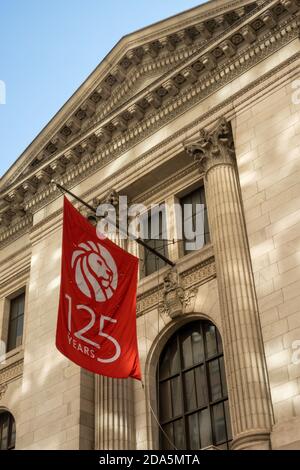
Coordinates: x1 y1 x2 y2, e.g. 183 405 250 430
1 0 300 450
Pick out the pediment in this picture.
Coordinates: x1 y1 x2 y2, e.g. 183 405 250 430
1 0 298 247
0 0 264 193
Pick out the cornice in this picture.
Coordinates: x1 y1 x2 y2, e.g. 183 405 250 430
1 1 260 191
0 266 30 295
20 17 298 197
12 161 200 245
0 245 31 270
86 43 203 128
78 1 265 133
0 6 299 247
0 213 32 249
2 4 296 192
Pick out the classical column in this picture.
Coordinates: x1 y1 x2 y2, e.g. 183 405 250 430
95 190 136 450
185 119 273 450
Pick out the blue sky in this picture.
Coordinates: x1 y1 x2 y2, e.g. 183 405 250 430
0 0 205 179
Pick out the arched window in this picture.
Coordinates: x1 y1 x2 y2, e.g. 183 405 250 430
0 411 16 450
157 320 232 450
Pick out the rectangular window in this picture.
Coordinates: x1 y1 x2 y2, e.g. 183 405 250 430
141 205 168 277
180 186 210 254
7 292 25 353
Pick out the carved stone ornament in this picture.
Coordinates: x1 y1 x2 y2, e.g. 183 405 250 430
103 189 119 208
0 383 8 400
183 286 199 312
184 118 236 175
160 269 185 319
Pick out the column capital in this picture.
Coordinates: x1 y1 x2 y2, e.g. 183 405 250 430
184 118 235 175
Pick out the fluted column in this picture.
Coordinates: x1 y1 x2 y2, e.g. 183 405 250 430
185 119 273 450
95 190 136 450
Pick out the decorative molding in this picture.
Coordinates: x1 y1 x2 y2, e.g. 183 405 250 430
0 213 33 249
183 286 199 311
0 9 299 245
0 267 30 295
0 383 8 400
0 359 23 386
137 254 216 316
184 118 235 174
2 2 263 192
181 256 216 289
22 19 300 207
0 1 289 194
0 244 31 268
159 269 185 319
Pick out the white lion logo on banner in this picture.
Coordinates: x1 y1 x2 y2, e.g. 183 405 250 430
71 241 118 302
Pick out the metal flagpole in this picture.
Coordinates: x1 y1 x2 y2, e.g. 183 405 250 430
52 180 175 268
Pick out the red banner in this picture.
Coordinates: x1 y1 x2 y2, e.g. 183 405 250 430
56 196 141 380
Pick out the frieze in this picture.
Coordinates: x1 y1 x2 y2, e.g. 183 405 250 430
0 359 23 386
0 1 287 195
181 256 216 289
2 2 263 192
0 15 299 245
21 18 300 210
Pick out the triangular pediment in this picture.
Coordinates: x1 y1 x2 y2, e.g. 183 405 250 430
0 0 263 192
0 0 298 247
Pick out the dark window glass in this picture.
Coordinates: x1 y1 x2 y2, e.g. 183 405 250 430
158 321 231 450
180 186 210 254
0 412 16 450
7 293 25 353
208 359 222 401
141 205 168 277
213 402 227 444
159 336 180 379
161 422 174 450
188 408 213 449
204 322 218 358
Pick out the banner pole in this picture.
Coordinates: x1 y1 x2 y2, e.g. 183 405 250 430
52 180 175 268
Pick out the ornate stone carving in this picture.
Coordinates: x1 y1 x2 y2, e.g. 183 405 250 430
128 103 144 121
22 180 37 197
0 6 298 242
0 359 23 385
49 159 66 176
103 189 119 208
160 269 184 319
183 286 199 312
181 256 216 288
35 169 51 186
184 118 235 174
95 127 111 144
282 0 299 14
0 383 8 400
137 255 215 316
